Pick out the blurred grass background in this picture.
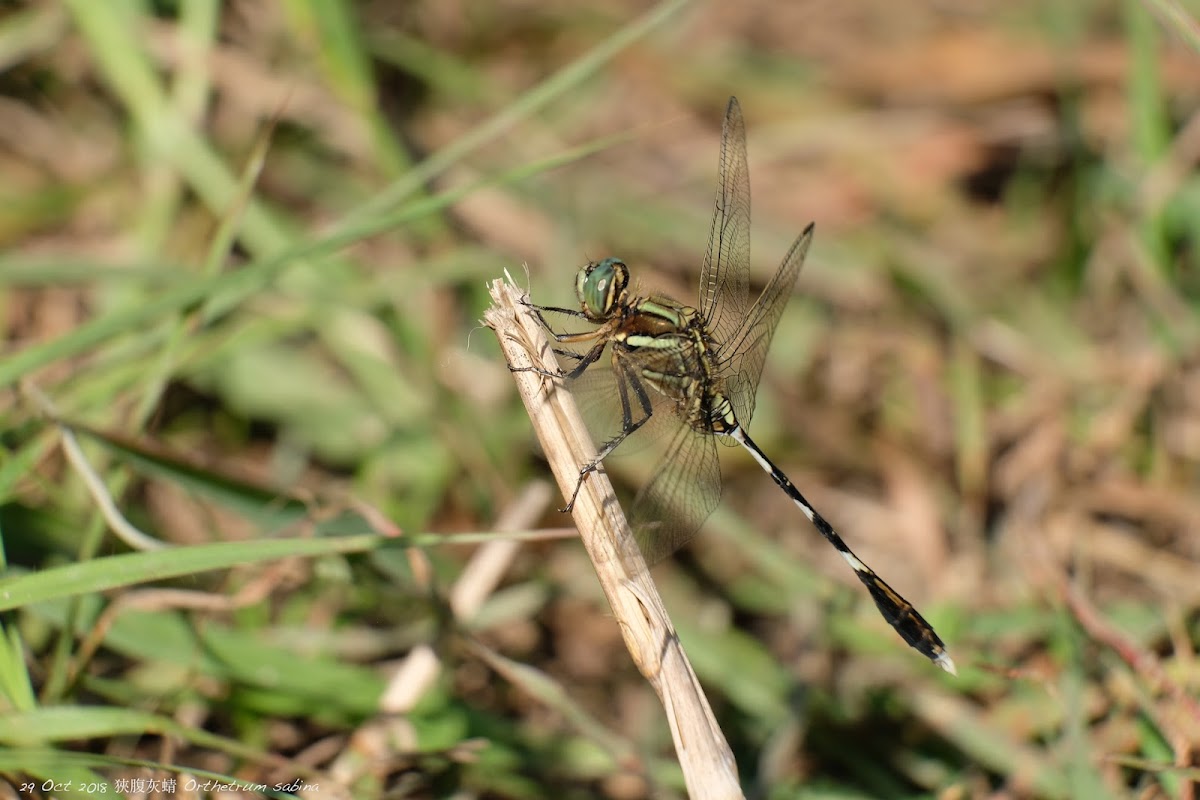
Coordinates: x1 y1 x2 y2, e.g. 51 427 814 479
1 0 1199 798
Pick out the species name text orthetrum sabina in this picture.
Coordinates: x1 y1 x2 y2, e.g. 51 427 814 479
520 96 954 674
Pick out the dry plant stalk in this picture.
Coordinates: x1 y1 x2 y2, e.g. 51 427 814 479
484 275 744 800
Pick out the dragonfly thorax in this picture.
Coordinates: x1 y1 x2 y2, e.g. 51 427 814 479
575 258 629 321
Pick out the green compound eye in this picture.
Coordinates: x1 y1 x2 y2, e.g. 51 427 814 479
576 258 627 318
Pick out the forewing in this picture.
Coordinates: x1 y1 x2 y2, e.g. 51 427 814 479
629 420 721 565
720 224 813 425
699 97 752 348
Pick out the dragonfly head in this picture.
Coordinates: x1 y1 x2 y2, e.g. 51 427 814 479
576 258 629 320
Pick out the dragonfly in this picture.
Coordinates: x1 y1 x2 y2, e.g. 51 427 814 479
521 96 954 674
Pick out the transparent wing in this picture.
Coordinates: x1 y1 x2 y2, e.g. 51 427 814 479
563 352 721 564
719 223 813 425
629 420 722 565
698 96 752 348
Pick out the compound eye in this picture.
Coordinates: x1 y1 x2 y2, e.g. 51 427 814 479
577 258 626 318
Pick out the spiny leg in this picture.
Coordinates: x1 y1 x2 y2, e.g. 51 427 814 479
509 335 608 382
561 356 654 513
730 426 956 674
510 302 654 512
519 297 589 337
512 303 624 381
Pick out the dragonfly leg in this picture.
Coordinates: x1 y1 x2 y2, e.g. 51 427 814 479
509 338 607 381
561 340 608 379
508 363 565 379
520 298 589 338
519 296 585 318
561 359 653 513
